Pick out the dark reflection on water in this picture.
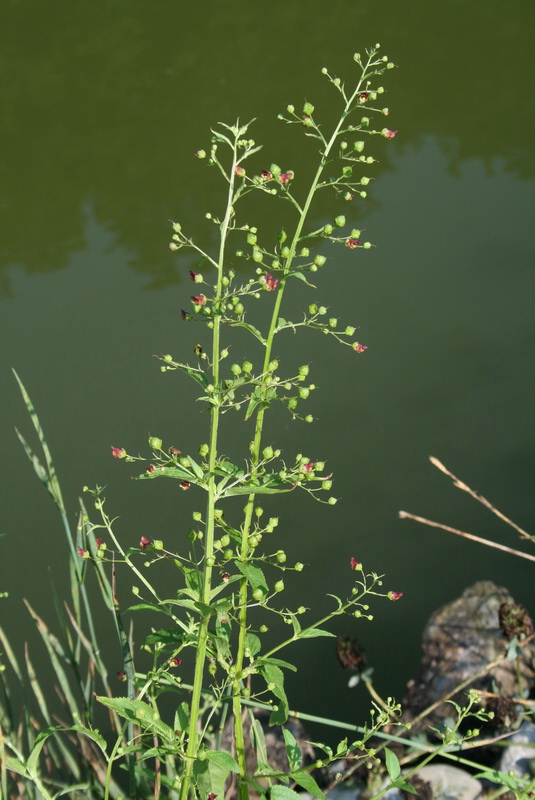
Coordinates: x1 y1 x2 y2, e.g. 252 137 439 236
1 0 534 733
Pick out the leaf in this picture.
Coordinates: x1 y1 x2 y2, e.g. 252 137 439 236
282 727 301 771
290 769 327 799
186 456 205 481
384 748 401 781
234 561 268 594
5 755 27 777
231 321 266 345
258 663 289 725
134 465 205 485
245 385 265 421
245 632 261 657
127 602 172 616
251 718 269 768
270 787 302 800
277 228 287 244
394 780 418 794
474 769 518 790
256 657 297 672
96 696 174 743
143 629 185 647
287 270 316 288
205 750 240 772
297 627 335 639
174 702 190 733
288 613 301 637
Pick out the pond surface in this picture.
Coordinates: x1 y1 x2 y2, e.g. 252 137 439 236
1 0 534 734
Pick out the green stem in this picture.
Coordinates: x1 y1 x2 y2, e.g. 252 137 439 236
179 129 239 800
230 54 378 797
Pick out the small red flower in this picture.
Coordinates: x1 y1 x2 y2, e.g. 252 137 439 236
222 572 231 582
77 546 88 558
169 657 182 667
346 238 361 249
140 536 151 549
263 274 279 291
260 170 272 181
180 481 191 490
207 794 217 800
180 309 189 320
117 671 126 682
95 537 104 548
189 270 201 282
302 461 315 473
191 294 206 307
146 464 156 473
382 129 398 139
235 165 245 177
278 172 293 185
353 343 368 353
169 447 181 455
110 446 125 458
350 557 360 570
388 591 403 601
358 92 369 103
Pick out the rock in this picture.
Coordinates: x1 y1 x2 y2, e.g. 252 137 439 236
499 720 535 780
401 581 535 732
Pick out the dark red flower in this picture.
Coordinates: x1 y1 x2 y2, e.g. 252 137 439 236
169 447 181 455
350 557 360 570
278 172 293 185
346 238 361 249
260 170 272 181
180 481 191 490
117 671 126 682
180 309 189 320
222 572 231 582
207 794 217 800
77 546 88 558
140 536 151 549
353 343 368 353
302 461 315 473
189 270 201 282
191 294 206 307
110 446 125 458
358 92 369 103
383 129 397 139
388 591 403 601
146 464 156 473
169 657 182 667
235 165 245 177
95 537 104 548
263 274 279 291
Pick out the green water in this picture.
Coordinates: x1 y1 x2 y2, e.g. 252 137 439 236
1 1 534 732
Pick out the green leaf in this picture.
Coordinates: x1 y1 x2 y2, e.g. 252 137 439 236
258 663 289 725
245 632 261 657
205 749 240 772
96 696 174 743
277 228 287 244
245 385 265 421
174 702 189 733
231 321 266 345
394 780 418 794
224 479 292 497
288 613 301 636
134 464 205 485
5 755 27 777
287 270 316 288
384 747 401 781
270 787 301 800
291 769 327 799
282 727 301 771
297 627 335 639
256 656 297 672
234 561 268 594
475 769 518 790
127 602 172 616
251 718 269 768
186 456 205 481
143 629 185 647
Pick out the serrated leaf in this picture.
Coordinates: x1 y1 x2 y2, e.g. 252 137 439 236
384 747 401 781
289 613 301 636
291 769 326 799
234 561 268 594
256 657 297 672
258 663 289 725
282 727 301 771
287 270 316 288
96 696 174 743
193 752 235 799
205 749 240 772
134 465 203 484
297 627 335 639
270 787 301 800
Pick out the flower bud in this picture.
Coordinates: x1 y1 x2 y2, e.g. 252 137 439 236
268 359 279 371
305 415 314 423
252 248 263 263
294 562 304 572
270 163 281 177
298 387 310 399
363 241 371 249
148 436 162 450
287 104 295 114
276 550 287 563
323 224 333 234
361 117 370 127
300 247 310 257
252 588 264 602
335 215 346 227
314 254 326 267
230 363 242 375
235 303 244 314
153 539 164 550
329 317 337 328
318 306 327 315
322 479 332 491
274 580 285 592
198 443 209 457
360 177 370 186
353 141 365 152
263 446 274 460
328 496 337 505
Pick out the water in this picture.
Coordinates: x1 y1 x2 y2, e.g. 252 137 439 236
1 0 534 737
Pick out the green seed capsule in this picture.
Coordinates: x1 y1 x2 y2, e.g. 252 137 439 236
274 580 285 592
335 215 346 227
